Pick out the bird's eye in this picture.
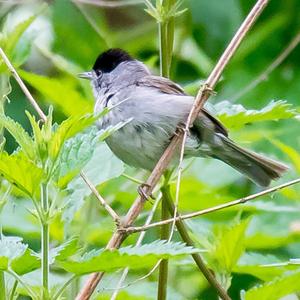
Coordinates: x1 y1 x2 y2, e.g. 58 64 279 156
95 69 102 77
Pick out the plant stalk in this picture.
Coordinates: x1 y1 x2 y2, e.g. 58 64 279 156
9 280 18 300
0 272 6 300
157 183 170 300
157 0 175 297
41 183 49 299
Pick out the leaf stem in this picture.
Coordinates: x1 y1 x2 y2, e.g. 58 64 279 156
0 272 6 300
41 183 50 299
7 269 37 299
53 275 78 300
9 280 18 300
157 180 170 300
157 0 175 297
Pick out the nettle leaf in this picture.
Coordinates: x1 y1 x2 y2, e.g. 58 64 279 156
243 270 300 300
0 152 44 197
56 241 198 274
62 142 124 222
54 127 98 187
234 252 292 281
49 238 80 264
213 100 297 130
1 13 38 69
210 219 250 274
0 235 40 275
49 113 96 161
0 114 35 160
19 69 93 116
271 140 300 173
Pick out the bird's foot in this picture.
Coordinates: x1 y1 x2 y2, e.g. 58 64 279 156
138 183 155 202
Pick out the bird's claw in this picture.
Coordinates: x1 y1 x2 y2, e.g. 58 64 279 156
138 183 155 202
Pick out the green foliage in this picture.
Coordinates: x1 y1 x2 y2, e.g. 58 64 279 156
214 100 297 130
62 142 124 221
0 235 40 275
0 113 35 160
19 70 93 116
57 241 198 274
1 1 300 299
0 151 44 197
243 270 300 300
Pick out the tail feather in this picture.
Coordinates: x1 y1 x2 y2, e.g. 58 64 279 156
215 136 288 187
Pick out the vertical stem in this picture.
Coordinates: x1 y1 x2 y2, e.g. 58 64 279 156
157 182 170 300
9 280 18 300
157 1 175 298
0 271 6 300
41 183 49 299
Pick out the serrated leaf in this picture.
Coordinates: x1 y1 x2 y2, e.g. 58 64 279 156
0 114 35 160
210 219 250 273
244 270 300 300
234 252 291 281
0 152 44 197
19 69 93 116
213 100 297 130
62 142 124 222
48 113 96 161
2 14 38 68
54 127 98 187
56 241 198 274
0 235 40 275
49 238 79 264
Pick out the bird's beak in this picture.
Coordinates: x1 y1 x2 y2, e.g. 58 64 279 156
78 71 93 80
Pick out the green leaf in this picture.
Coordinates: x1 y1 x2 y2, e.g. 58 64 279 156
56 241 198 274
18 69 93 116
48 113 96 161
210 219 250 274
49 238 80 264
0 235 40 275
0 114 35 160
1 14 38 68
62 142 124 222
243 270 300 300
271 140 300 173
0 152 44 197
213 100 297 130
235 252 292 281
54 127 98 186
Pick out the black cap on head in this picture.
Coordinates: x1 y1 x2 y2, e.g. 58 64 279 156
92 48 133 73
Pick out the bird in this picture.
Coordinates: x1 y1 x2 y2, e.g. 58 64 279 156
79 48 288 187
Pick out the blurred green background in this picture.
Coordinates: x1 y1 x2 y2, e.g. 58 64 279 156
1 0 300 299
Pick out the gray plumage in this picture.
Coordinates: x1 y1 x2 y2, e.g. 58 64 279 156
80 49 288 187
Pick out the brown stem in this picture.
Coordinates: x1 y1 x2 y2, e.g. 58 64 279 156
76 0 269 298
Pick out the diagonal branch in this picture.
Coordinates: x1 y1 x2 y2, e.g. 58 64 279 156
232 31 300 101
123 178 300 234
77 0 270 299
0 47 119 226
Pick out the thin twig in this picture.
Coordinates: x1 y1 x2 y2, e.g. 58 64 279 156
124 178 300 234
0 47 119 225
0 48 47 122
77 1 269 299
80 172 121 224
72 0 143 8
232 31 300 101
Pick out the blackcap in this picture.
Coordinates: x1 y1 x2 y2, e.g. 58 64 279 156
79 48 288 186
